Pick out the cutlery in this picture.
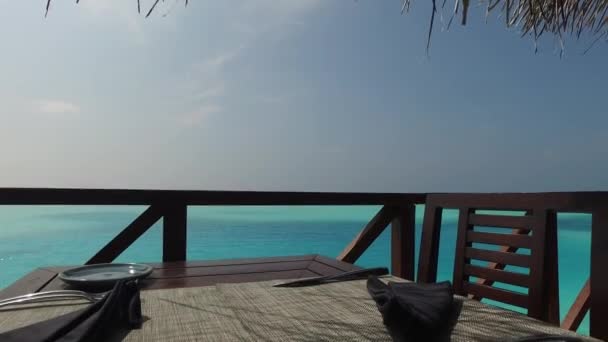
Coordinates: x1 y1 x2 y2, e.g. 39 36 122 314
273 267 389 287
0 290 108 308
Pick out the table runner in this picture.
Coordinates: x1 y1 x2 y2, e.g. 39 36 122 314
0 278 599 341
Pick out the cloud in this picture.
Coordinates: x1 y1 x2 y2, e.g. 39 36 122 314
258 96 285 105
36 100 80 115
173 0 323 125
188 0 323 78
195 84 226 101
194 48 242 75
179 104 222 126
234 0 322 38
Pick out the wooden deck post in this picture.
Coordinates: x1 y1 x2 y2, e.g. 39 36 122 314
391 204 416 280
417 204 443 283
590 206 608 340
163 204 187 262
452 208 473 296
543 210 560 325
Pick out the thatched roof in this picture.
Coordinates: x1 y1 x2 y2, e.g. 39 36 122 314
46 0 187 18
46 0 606 52
415 0 608 52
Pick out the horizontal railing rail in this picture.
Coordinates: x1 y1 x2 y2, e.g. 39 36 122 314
424 192 608 212
1 189 606 340
0 188 425 206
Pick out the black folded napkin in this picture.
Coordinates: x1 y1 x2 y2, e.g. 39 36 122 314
0 280 142 342
367 277 458 342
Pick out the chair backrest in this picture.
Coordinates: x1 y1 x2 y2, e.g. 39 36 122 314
418 194 559 323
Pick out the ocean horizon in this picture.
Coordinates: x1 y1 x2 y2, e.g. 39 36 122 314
0 205 592 333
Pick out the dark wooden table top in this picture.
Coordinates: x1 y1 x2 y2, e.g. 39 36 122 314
0 254 360 300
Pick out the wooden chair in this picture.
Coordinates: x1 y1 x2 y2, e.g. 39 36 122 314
418 194 560 324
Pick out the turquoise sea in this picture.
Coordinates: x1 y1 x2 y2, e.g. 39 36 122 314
0 206 592 333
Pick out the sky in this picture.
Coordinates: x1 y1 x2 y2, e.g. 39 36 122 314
0 0 606 192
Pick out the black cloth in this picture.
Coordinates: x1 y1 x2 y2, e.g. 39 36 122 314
367 277 457 342
0 280 142 342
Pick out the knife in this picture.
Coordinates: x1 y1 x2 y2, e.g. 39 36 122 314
273 267 389 288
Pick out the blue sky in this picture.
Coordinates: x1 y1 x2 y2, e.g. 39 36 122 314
0 1 606 192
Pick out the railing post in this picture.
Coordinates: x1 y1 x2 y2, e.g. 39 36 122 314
543 210 560 325
452 208 473 296
417 204 443 283
163 204 187 262
391 204 416 280
591 205 608 340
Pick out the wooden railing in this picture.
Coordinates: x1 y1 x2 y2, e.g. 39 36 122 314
0 189 606 340
0 188 424 268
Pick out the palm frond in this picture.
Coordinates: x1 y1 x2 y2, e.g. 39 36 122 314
43 0 606 52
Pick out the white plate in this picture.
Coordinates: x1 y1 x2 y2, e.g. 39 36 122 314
58 263 153 287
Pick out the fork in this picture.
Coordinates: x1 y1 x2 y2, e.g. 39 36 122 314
0 290 108 308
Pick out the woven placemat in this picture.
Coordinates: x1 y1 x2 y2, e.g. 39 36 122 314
217 278 392 341
0 278 600 341
123 286 252 342
0 299 86 333
217 278 598 342
452 297 593 341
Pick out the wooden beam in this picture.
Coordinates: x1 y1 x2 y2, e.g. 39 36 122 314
0 188 425 206
590 206 608 340
562 279 590 331
2 188 608 211
465 248 531 268
163 204 187 262
543 210 560 325
468 214 533 229
453 208 473 295
426 192 608 212
527 208 549 320
86 205 164 264
391 204 416 280
417 204 443 283
464 264 530 287
466 231 533 248
338 206 397 264
463 282 529 308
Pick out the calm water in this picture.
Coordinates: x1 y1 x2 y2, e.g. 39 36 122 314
0 206 592 333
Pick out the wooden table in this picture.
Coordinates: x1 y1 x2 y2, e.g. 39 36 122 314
0 254 360 300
